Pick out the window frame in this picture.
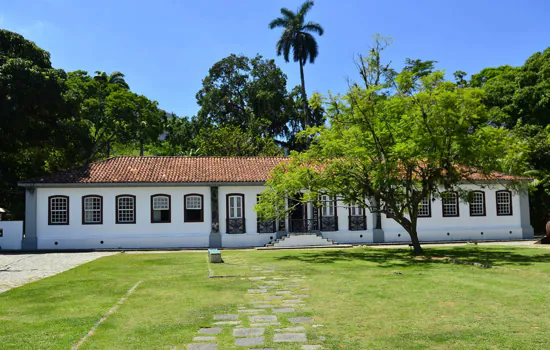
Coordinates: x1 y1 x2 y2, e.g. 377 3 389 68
496 190 513 216
348 202 367 231
320 194 337 218
441 191 460 218
48 195 70 225
116 194 136 224
82 195 103 225
184 193 204 223
150 194 171 223
469 191 486 217
227 193 245 219
417 196 432 218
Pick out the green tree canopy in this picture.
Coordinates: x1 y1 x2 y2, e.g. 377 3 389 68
470 47 550 127
257 46 528 255
196 54 289 138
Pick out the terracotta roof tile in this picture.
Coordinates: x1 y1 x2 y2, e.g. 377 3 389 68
23 156 288 184
19 156 527 185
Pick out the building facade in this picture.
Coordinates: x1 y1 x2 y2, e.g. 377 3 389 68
11 156 534 250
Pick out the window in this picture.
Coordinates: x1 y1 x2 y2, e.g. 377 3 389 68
49 196 69 225
151 194 171 223
228 194 244 219
321 195 335 217
496 190 512 216
348 202 366 231
418 197 431 217
469 191 486 216
116 195 136 224
184 194 204 222
442 192 459 217
227 194 245 234
349 203 363 217
82 195 102 224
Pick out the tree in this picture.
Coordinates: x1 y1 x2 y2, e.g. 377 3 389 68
196 54 290 138
470 47 550 127
93 71 130 90
194 125 282 157
257 44 527 256
0 29 85 217
67 70 162 159
269 0 324 127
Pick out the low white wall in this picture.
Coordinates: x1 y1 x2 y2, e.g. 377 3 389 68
321 230 373 244
36 234 208 250
221 233 275 248
0 221 23 250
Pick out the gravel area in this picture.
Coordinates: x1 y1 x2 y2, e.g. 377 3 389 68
0 252 117 293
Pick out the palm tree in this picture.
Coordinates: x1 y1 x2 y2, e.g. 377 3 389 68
269 1 323 127
93 71 130 90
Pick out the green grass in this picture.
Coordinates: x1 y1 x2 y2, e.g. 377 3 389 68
1 246 550 349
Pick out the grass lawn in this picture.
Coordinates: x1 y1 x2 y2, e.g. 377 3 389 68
1 245 550 349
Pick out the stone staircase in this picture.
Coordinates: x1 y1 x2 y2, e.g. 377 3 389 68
264 233 337 248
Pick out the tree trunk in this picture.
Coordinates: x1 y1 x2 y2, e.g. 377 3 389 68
106 142 111 158
409 231 424 256
299 59 309 128
140 141 144 156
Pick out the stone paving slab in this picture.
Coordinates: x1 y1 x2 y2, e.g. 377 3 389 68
238 309 263 314
266 296 283 300
275 290 292 294
275 326 306 332
193 336 217 341
188 343 217 350
283 300 304 304
248 289 267 294
233 328 265 337
213 314 238 320
252 304 274 309
302 345 323 349
213 321 241 325
198 328 222 335
274 333 307 342
250 322 281 327
250 315 277 322
273 308 294 313
235 336 264 347
289 317 314 324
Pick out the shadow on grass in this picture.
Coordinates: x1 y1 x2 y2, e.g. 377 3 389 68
275 246 550 269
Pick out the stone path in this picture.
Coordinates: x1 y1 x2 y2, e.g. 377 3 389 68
186 265 325 349
0 252 117 293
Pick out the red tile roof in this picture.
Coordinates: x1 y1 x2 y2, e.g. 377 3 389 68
22 156 288 184
19 156 527 185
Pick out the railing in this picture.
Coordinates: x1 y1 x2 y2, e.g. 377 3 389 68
289 219 319 233
227 218 245 234
320 216 338 231
349 216 367 231
257 220 276 233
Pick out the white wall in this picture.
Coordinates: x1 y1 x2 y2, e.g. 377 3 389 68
36 186 211 249
382 184 534 242
28 182 534 250
0 221 23 250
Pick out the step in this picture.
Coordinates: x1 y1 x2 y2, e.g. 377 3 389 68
267 234 337 248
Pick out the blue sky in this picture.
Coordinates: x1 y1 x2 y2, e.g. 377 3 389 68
2 0 550 117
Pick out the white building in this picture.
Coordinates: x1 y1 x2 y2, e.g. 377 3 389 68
1 156 533 250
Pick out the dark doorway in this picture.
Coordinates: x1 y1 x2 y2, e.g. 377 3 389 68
289 194 310 232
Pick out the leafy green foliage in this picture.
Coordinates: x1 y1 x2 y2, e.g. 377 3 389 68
470 48 550 127
196 54 289 138
269 0 324 127
0 29 84 216
257 42 528 255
